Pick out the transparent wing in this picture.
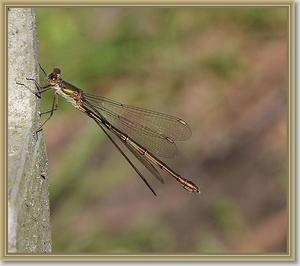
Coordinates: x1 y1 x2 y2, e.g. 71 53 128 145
123 140 164 184
83 94 191 158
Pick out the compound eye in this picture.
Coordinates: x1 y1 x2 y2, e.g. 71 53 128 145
53 68 61 76
47 68 62 84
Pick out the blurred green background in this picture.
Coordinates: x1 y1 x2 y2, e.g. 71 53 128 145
35 7 288 254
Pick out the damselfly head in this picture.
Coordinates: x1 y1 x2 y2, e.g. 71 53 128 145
48 68 61 85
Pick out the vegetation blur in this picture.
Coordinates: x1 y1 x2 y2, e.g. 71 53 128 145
35 7 288 253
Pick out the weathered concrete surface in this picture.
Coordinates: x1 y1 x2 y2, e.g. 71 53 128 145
7 8 52 253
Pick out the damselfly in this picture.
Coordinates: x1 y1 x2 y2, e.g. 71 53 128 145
18 67 200 196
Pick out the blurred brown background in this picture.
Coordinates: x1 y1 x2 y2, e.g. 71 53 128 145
35 7 288 253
